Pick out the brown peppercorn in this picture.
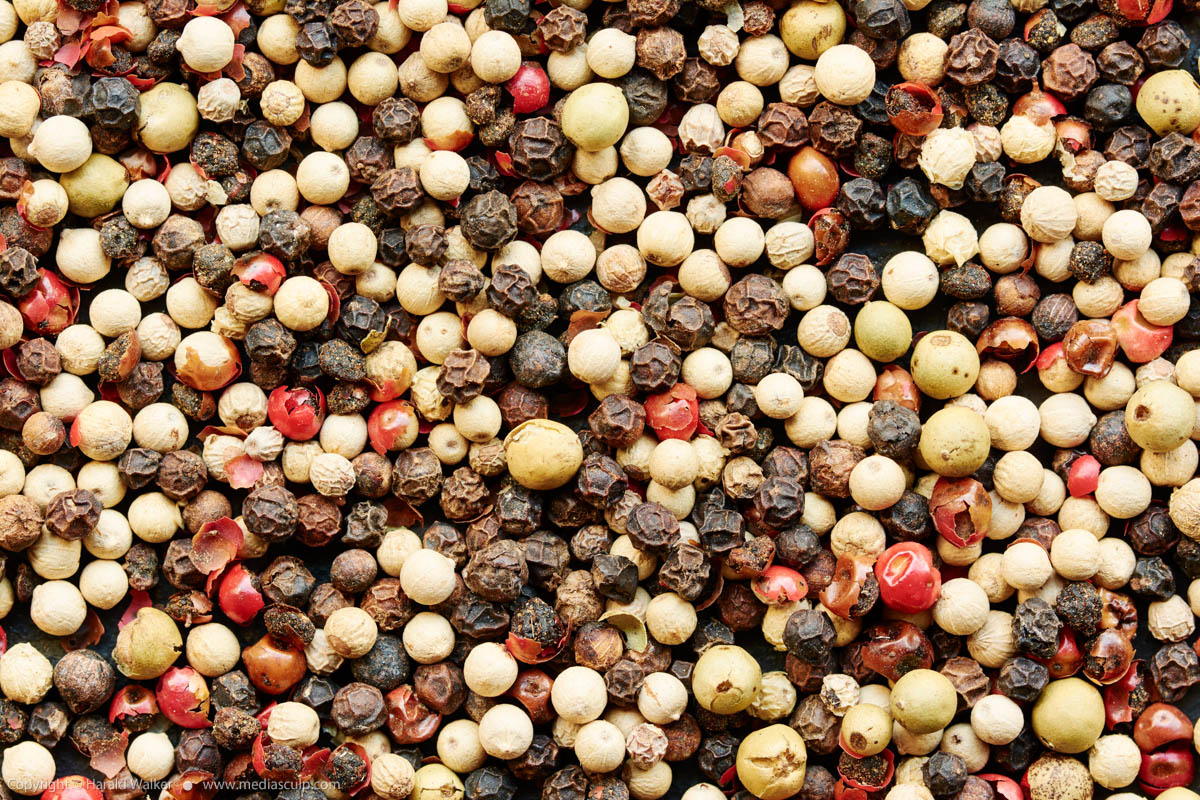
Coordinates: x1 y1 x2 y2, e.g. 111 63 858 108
672 58 720 104
464 539 528 602
53 650 115 715
636 27 686 80
345 136 393 186
512 181 564 236
359 579 414 632
757 103 809 150
213 707 260 751
330 549 378 595
460 190 518 251
27 702 67 748
257 559 315 610
308 584 352 628
940 656 991 709
117 362 164 410
330 682 387 734
994 272 1041 317
392 447 443 505
827 253 880 305
371 168 425 216
946 28 1000 85
538 5 587 51
0 379 39 431
0 246 41 299
717 582 766 631
243 485 299 543
162 538 205 589
808 103 862 159
437 349 491 404
291 494 340 548
809 440 866 499
97 331 141 384
440 467 492 522
510 117 574 182
791 695 841 755
155 450 207 502
413 663 467 716
330 0 379 46
22 412 65 456
629 340 681 395
1097 41 1144 84
742 167 798 219
1042 43 1099 100
44 489 102 541
14 339 59 385
123 543 159 592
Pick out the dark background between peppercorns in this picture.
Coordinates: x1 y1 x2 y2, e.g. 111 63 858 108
8 5 1200 800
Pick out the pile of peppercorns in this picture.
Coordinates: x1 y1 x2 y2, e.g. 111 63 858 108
0 0 1200 795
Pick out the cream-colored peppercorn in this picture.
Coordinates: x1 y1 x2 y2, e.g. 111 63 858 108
372 753 416 800
1002 540 1053 590
924 210 980 266
261 79 306 126
918 128 976 190
1000 114 1055 163
550 666 608 724
304 629 344 676
753 373 805 420
399 548 456 606
266 701 321 749
1088 734 1141 790
478 704 533 760
846 455 904 511
185 622 241 677
646 591 697 645
735 725 807 800
127 732 175 782
274 276 330 332
1095 465 1152 519
931 577 989 635
1136 69 1200 134
1021 186 1078 242
992 450 1044 503
1040 392 1097 447
1 740 54 796
575 719 626 773
324 606 378 659
0 79 38 137
29 579 85 635
1073 191 1115 242
631 671 685 725
1048 528 1101 580
463 641 518 697
814 44 874 105
1148 594 1194 642
1102 209 1152 261
693 645 761 714
1094 160 1139 202
403 611 456 663
971 694 1023 746
437 718 486 774
0 642 52 704
177 16 234 72
713 217 765 268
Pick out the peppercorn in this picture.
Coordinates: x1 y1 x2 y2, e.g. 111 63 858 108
26 703 66 748
886 178 938 234
1098 41 1144 84
924 0 966 36
611 70 666 128
1150 642 1200 702
808 102 862 159
1011 597 1063 659
923 752 968 797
